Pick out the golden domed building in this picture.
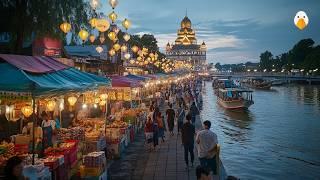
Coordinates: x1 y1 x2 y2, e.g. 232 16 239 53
166 15 206 67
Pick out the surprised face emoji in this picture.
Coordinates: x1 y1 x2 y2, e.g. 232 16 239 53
294 11 309 30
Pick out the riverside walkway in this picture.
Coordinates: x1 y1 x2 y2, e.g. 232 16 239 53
109 103 204 180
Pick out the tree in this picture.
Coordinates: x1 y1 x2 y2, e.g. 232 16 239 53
0 0 93 54
303 46 320 74
287 38 315 67
215 62 222 71
259 51 273 71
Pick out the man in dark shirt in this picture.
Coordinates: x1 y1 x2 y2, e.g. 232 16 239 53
182 113 195 168
166 104 175 136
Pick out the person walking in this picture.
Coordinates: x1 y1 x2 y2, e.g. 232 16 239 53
196 120 219 175
177 104 185 134
181 114 195 169
166 103 175 136
190 102 200 124
156 112 165 142
144 117 154 151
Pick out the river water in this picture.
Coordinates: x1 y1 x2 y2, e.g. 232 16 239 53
200 82 320 179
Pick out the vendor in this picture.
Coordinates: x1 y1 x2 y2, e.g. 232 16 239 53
4 156 25 180
41 111 55 149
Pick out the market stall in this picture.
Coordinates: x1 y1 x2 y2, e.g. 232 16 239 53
0 54 111 179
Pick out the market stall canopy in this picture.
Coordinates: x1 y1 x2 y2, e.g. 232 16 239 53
0 54 111 96
125 74 151 82
108 76 142 88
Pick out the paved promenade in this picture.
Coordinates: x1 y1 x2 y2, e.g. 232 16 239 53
108 99 223 180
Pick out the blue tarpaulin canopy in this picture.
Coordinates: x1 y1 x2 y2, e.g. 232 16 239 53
0 54 111 96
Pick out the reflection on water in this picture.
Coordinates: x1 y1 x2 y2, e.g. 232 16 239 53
201 84 320 179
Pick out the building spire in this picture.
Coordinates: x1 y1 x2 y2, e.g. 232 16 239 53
185 8 188 17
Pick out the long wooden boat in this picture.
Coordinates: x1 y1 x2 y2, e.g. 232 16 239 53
242 78 272 90
216 88 254 109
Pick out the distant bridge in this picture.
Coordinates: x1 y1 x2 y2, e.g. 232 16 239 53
210 73 320 84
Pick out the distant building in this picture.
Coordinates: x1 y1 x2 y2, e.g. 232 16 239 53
165 15 206 66
64 45 109 74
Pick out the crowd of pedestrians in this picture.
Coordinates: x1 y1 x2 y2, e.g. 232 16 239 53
144 77 220 178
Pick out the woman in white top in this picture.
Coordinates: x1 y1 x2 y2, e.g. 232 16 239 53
41 112 55 149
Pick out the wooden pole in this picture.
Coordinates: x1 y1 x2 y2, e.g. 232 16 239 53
32 94 36 165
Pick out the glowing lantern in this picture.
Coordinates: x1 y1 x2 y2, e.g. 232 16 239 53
60 22 71 34
94 98 100 104
108 31 117 41
122 18 131 30
68 96 77 106
100 94 108 100
129 59 135 64
121 45 127 52
123 33 130 42
113 43 121 51
96 46 103 53
137 50 143 56
144 61 149 65
21 106 33 118
99 100 106 106
89 18 98 28
109 49 116 56
90 0 101 10
108 0 118 9
147 57 151 61
95 19 110 32
78 29 89 42
108 11 118 23
131 45 139 53
139 62 144 66
149 53 154 58
124 53 131 60
137 56 142 61
46 100 56 111
89 35 95 43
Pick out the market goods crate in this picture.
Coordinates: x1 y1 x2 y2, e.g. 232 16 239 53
81 170 107 180
80 165 104 177
14 144 29 153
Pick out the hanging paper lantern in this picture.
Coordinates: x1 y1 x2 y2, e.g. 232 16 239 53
94 97 101 104
121 45 127 52
113 43 121 51
137 56 142 61
122 18 131 30
147 57 151 61
78 29 89 42
144 61 149 65
100 94 108 100
89 35 95 43
21 106 33 118
124 53 131 60
108 31 117 41
68 96 77 106
149 53 154 58
90 0 101 10
123 33 130 42
108 0 118 9
99 34 105 44
109 49 116 56
89 18 98 28
99 100 106 106
96 46 103 53
95 19 110 32
129 59 135 64
137 50 143 56
60 22 71 34
139 62 144 66
131 45 139 53
46 100 56 111
108 11 118 23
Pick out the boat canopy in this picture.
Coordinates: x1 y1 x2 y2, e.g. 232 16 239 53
219 88 253 93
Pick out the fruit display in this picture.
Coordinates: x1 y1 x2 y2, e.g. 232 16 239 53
105 120 128 128
0 141 28 167
57 127 85 141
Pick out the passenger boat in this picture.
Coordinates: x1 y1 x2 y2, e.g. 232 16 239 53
212 78 237 90
271 79 286 86
241 78 272 90
216 88 254 109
